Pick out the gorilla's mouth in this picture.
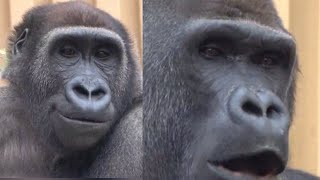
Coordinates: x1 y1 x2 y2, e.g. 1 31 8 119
53 111 112 150
208 151 284 178
58 113 106 124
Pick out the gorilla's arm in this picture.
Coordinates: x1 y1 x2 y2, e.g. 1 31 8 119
0 87 50 177
86 102 142 177
280 169 320 180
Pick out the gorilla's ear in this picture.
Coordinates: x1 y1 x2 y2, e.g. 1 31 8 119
13 28 29 55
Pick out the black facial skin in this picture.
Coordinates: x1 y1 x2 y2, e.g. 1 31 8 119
142 0 318 179
188 20 294 180
11 27 123 152
45 27 123 150
0 1 141 177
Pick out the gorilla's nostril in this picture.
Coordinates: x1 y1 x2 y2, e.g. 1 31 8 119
92 89 106 100
66 77 111 113
242 101 263 117
266 105 280 119
73 85 89 99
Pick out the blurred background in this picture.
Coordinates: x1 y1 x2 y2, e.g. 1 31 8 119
273 0 320 176
0 0 319 177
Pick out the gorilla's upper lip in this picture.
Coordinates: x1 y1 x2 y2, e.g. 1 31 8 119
208 150 284 179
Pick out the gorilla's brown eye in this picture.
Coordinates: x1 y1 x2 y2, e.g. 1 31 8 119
259 55 279 68
262 57 274 66
95 49 112 60
59 46 77 58
199 45 223 59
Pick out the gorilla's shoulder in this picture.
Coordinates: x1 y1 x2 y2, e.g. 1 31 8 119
281 169 319 180
0 86 9 97
0 86 19 104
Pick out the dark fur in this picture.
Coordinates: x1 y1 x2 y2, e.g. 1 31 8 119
86 103 142 177
143 0 318 179
0 87 50 176
0 1 141 177
281 169 319 180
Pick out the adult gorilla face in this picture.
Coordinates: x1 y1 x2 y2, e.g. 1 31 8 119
143 0 297 179
188 20 295 180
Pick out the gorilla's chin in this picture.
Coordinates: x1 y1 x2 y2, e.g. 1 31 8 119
51 111 113 151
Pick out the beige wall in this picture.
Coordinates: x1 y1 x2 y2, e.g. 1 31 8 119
319 0 320 173
275 0 320 176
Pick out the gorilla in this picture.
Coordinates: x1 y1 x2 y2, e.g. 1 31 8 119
0 1 142 178
143 0 319 179
281 169 319 180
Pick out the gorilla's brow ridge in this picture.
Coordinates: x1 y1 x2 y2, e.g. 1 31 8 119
37 26 128 62
186 19 294 40
41 26 126 50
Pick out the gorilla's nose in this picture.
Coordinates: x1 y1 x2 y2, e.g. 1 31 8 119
65 76 111 113
228 87 289 131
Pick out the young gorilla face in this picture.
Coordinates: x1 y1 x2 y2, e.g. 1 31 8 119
13 27 126 150
0 2 141 177
143 0 297 179
4 2 136 153
46 27 124 149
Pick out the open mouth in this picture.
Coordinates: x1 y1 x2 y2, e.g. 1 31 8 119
208 150 285 179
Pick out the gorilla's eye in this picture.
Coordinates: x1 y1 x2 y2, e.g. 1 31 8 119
262 56 274 67
199 45 224 59
253 53 280 68
95 49 112 60
59 46 77 58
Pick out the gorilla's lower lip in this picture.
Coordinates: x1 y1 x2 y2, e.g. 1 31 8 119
58 113 105 124
207 150 284 179
53 111 111 150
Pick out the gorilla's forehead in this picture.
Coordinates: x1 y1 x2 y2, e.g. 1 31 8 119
41 26 125 49
151 0 283 30
176 0 274 15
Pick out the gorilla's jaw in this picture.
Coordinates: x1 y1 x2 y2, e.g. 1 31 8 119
191 126 287 180
186 85 290 180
